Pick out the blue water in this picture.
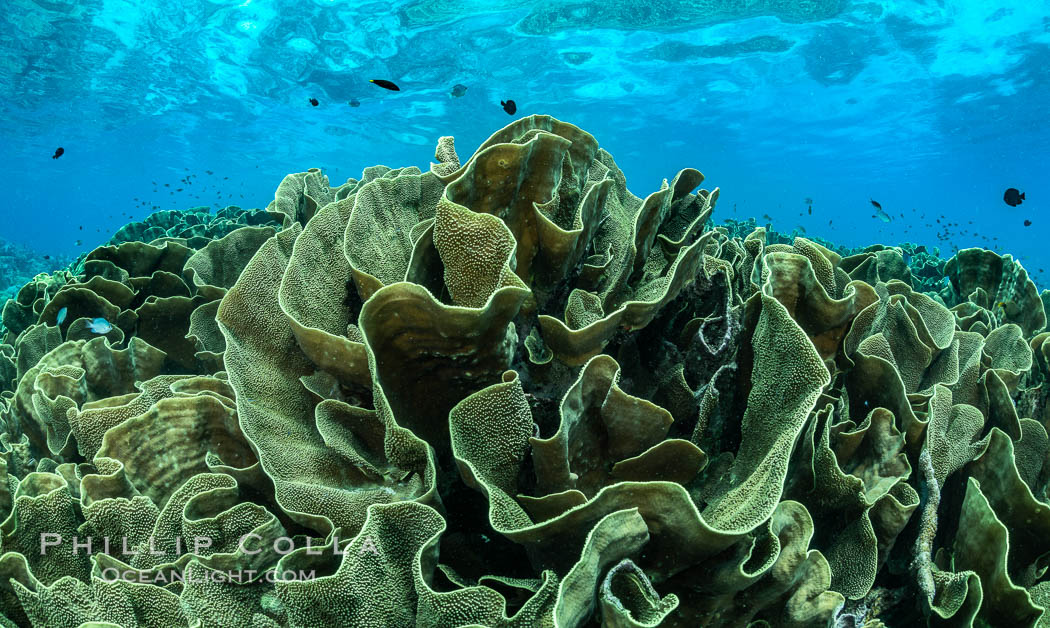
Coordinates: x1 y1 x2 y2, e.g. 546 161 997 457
2 1 1048 280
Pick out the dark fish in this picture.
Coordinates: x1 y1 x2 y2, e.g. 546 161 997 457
79 225 83 230
870 200 891 222
1004 188 1025 207
808 205 812 215
501 99 516 114
75 239 82 246
1025 219 1032 226
309 98 319 106
43 255 50 260
369 79 400 91
52 147 64 159
206 170 213 175
349 98 361 107
450 83 468 98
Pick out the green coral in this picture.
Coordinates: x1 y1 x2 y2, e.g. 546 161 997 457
108 206 280 248
3 115 1050 627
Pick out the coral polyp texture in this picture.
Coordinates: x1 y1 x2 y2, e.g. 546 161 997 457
2 115 1050 626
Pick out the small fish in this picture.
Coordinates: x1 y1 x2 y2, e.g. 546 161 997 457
309 98 319 106
206 170 213 175
349 98 361 107
75 239 82 246
501 99 516 114
1024 219 1032 227
762 213 773 222
43 255 50 260
52 147 64 159
56 307 67 325
87 317 113 334
369 79 400 91
807 205 812 215
79 225 83 230
450 83 468 97
1004 188 1025 207
870 199 882 210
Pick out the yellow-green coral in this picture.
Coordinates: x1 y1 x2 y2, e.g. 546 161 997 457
3 115 1050 628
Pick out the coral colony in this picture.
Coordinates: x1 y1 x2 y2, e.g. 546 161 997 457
2 116 1050 626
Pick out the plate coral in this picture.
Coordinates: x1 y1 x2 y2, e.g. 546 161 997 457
2 115 1049 627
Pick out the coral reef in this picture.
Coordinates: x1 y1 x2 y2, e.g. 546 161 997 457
108 206 282 248
2 115 1050 627
0 238 75 306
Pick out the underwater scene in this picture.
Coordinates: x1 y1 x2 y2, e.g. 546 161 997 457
2 0 1050 627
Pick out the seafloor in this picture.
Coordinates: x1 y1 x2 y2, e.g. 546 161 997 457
1 115 1047 627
